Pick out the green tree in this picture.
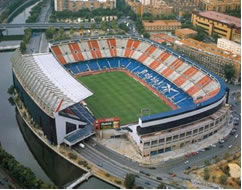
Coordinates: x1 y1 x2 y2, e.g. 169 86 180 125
204 160 210 166
157 182 166 189
124 173 135 189
219 174 228 184
204 168 210 180
212 175 216 182
144 32 150 39
224 64 235 82
20 42 26 53
46 26 56 39
222 165 230 176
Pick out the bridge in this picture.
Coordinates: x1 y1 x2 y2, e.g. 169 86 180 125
0 23 100 30
66 171 92 189
0 45 19 51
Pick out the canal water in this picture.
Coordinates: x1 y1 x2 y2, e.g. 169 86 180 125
0 3 117 187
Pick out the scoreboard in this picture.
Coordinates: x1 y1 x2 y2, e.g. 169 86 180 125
94 117 120 131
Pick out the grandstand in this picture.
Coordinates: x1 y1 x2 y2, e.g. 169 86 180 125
11 35 229 158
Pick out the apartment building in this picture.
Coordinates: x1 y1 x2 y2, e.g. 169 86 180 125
217 38 241 56
175 28 197 39
175 38 241 83
198 0 241 13
191 11 241 43
143 20 181 32
125 0 173 17
54 0 116 11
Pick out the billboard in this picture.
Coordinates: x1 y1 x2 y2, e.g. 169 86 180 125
94 117 120 131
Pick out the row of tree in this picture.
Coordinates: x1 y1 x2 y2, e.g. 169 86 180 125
26 0 46 23
7 0 39 23
142 13 176 22
20 28 32 53
0 146 55 188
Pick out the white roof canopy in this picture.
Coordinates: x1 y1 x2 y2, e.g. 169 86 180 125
11 50 93 117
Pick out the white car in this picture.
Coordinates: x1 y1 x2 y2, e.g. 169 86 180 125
228 145 233 149
210 144 216 148
235 134 238 138
219 139 225 143
184 160 189 164
79 143 85 148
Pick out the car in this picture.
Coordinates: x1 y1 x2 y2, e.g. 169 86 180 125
92 143 96 147
185 166 191 170
79 143 85 148
228 145 233 149
185 153 190 157
210 144 216 148
191 152 198 156
135 175 140 178
199 149 205 152
97 163 103 167
235 134 238 138
219 139 225 143
184 160 189 164
219 145 224 148
145 181 150 185
169 173 176 177
149 167 156 170
205 147 210 151
156 177 162 180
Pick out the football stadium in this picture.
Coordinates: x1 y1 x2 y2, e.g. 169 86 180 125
11 35 230 158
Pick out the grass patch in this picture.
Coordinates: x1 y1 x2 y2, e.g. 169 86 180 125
78 71 171 125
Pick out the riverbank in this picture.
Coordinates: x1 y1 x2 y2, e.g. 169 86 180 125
13 91 123 189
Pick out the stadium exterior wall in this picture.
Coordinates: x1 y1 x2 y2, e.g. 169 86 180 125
13 72 58 145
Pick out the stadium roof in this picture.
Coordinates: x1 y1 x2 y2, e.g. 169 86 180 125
11 50 93 117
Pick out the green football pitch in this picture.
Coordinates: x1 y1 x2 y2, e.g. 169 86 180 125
78 71 171 125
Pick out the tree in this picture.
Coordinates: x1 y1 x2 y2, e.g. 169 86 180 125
46 26 56 39
224 64 235 82
124 173 135 189
20 42 26 53
212 175 216 182
144 32 150 39
157 182 166 189
222 165 230 176
204 160 210 166
204 168 210 180
219 174 228 185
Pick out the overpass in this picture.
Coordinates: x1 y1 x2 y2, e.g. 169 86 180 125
0 44 20 51
66 172 92 189
0 22 100 30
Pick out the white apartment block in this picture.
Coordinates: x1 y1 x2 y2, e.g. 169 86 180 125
217 38 241 55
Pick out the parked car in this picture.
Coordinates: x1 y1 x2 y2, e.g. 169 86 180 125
184 160 189 164
191 152 198 156
228 145 233 149
210 144 216 148
219 139 225 143
219 145 224 148
185 166 191 170
156 177 162 180
185 153 190 157
235 134 238 138
169 172 176 177
79 143 85 148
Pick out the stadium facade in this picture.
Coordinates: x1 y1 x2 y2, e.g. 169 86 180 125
11 35 230 158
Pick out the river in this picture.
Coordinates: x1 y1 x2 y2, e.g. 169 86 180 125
0 4 116 188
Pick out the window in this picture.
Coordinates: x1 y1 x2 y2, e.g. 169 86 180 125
193 129 198 134
166 137 172 142
144 142 150 147
158 149 164 154
173 135 179 140
199 127 204 132
165 147 171 152
180 133 185 138
151 140 157 145
66 122 76 134
79 125 85 129
159 138 164 144
205 124 209 130
186 131 192 136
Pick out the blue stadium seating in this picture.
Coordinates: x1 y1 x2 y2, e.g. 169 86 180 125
64 58 195 108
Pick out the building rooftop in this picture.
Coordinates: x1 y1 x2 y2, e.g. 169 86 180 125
150 33 176 43
198 11 241 28
175 28 198 35
143 20 181 26
11 51 93 117
179 38 241 62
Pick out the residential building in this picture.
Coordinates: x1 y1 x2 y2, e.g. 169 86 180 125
175 28 197 39
198 0 241 13
54 0 116 12
175 38 241 83
191 11 241 43
125 0 173 17
217 38 241 56
143 20 181 32
163 0 200 14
